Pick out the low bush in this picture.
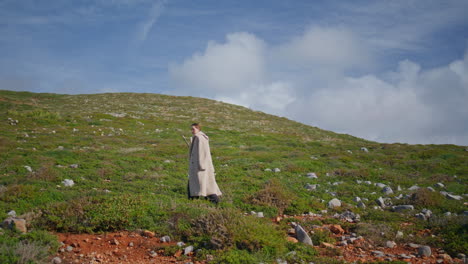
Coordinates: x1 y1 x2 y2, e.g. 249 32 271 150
245 178 294 215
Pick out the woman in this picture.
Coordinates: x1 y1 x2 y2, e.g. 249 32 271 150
188 123 222 204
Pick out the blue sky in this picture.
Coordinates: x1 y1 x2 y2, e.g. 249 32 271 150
1 0 468 145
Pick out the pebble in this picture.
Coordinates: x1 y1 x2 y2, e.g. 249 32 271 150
274 168 281 173
385 241 397 248
52 257 62 264
160 235 171 243
418 245 431 257
306 172 318 179
184 245 194 255
328 198 341 208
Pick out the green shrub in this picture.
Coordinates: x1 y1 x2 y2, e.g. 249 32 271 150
245 178 294 214
311 228 335 245
215 249 257 264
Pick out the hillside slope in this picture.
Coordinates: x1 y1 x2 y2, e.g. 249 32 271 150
0 90 467 263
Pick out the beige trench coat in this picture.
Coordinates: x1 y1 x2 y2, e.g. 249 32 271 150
188 131 222 197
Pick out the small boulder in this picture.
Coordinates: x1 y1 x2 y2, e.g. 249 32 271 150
184 245 194 255
361 147 369 152
52 257 62 264
7 210 16 217
330 225 345 235
385 241 397 248
357 201 366 209
160 235 171 243
295 225 313 246
376 197 386 208
306 172 318 179
408 185 420 191
446 193 463 200
305 183 317 191
418 245 432 257
273 168 281 173
375 183 387 188
382 186 393 195
62 179 75 187
392 205 414 212
328 198 341 209
2 217 27 233
69 164 79 169
434 182 445 188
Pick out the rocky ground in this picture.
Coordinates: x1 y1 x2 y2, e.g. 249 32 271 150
50 214 466 264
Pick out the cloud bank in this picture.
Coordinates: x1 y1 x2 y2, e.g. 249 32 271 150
169 27 468 145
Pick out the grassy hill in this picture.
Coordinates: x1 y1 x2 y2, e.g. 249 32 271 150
0 90 467 263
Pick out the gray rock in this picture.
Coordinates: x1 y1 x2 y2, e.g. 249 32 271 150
274 168 281 173
397 185 402 191
434 182 445 188
339 211 360 222
69 164 79 169
353 197 361 202
364 181 372 185
357 201 366 208
257 212 264 218
418 245 431 257
382 186 394 195
422 209 432 218
444 212 452 216
52 257 62 264
177 242 185 247
66 246 74 252
372 251 385 257
408 185 420 191
375 183 387 188
376 197 386 208
306 173 318 179
457 253 465 259
386 241 397 248
24 166 33 172
361 147 369 153
446 193 463 200
392 205 414 212
7 210 16 217
415 213 427 221
160 235 171 243
305 183 318 191
328 198 341 208
396 231 404 238
426 187 435 192
184 245 194 255
2 217 27 233
408 243 421 249
128 242 134 247
62 179 75 187
295 225 313 246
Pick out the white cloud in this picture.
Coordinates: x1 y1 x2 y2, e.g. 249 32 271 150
169 27 468 145
273 26 371 71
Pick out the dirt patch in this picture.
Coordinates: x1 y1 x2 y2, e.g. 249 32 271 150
54 231 204 264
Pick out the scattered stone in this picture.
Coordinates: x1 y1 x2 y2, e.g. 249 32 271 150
66 246 74 252
408 243 421 249
69 164 79 169
415 213 427 221
375 183 387 188
364 181 372 185
392 205 414 212
446 193 463 200
306 172 318 179
427 187 435 192
382 186 393 195
184 245 194 255
357 201 366 209
338 211 360 222
295 225 313 246
52 256 62 264
273 168 281 173
376 197 386 208
287 237 299 243
110 238 119 245
361 147 369 153
7 210 16 217
305 183 318 191
408 185 420 191
62 179 75 187
385 241 397 248
328 198 341 208
24 166 33 172
438 253 453 263
264 168 272 172
57 146 64 150
128 242 134 247
160 235 171 243
177 242 185 247
372 250 385 257
397 185 402 191
2 217 27 233
353 197 361 202
444 212 452 216
421 208 432 218
149 250 158 258
434 182 445 188
418 245 432 257
257 212 264 218
7 118 19 125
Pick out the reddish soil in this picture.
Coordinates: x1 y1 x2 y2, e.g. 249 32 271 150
53 231 205 264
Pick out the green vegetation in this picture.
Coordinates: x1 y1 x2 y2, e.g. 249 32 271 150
0 90 467 263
